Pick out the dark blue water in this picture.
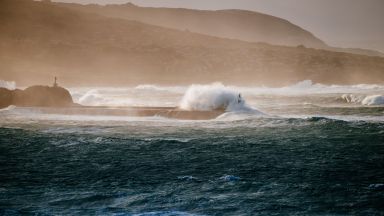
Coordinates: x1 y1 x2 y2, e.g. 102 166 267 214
1 117 384 215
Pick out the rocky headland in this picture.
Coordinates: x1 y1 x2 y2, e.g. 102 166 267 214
0 85 74 109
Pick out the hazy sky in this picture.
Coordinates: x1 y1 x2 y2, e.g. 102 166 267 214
53 0 384 52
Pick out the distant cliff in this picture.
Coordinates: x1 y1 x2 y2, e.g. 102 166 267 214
57 2 384 57
0 0 384 87
0 85 74 109
57 2 326 49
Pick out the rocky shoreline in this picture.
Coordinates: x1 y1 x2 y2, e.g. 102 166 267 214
0 84 225 120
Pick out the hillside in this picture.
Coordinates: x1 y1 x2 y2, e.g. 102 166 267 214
58 2 384 57
57 2 326 49
0 0 384 87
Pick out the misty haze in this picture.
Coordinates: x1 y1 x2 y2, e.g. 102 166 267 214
0 0 383 215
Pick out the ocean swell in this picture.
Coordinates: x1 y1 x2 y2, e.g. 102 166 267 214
341 94 384 105
362 95 384 105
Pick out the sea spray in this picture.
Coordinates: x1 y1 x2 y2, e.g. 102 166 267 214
341 94 384 105
69 81 384 108
179 83 263 114
362 95 384 105
179 83 239 111
341 94 365 103
0 80 16 90
77 89 133 106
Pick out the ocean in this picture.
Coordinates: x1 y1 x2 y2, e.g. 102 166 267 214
1 81 384 215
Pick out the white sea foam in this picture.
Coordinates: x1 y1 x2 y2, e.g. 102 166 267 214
77 89 133 106
341 94 384 105
135 84 164 91
179 83 262 114
361 95 384 105
341 94 365 103
53 80 384 123
179 83 241 111
133 81 384 95
135 84 185 93
231 80 384 95
78 89 107 105
0 105 16 112
67 81 384 108
0 80 16 90
70 87 178 107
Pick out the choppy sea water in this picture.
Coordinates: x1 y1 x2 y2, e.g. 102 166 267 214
1 81 384 215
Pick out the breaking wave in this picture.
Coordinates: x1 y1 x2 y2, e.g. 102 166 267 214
362 95 384 105
77 89 133 106
68 80 384 108
341 94 366 103
341 94 384 105
179 83 263 114
132 80 384 96
233 80 384 95
0 105 16 112
0 80 16 90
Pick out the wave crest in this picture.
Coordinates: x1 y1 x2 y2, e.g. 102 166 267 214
341 94 365 103
179 83 262 114
362 95 384 105
78 89 132 106
341 94 384 105
0 80 16 90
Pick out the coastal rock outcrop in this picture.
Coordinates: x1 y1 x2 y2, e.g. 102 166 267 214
0 85 74 109
0 88 13 108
